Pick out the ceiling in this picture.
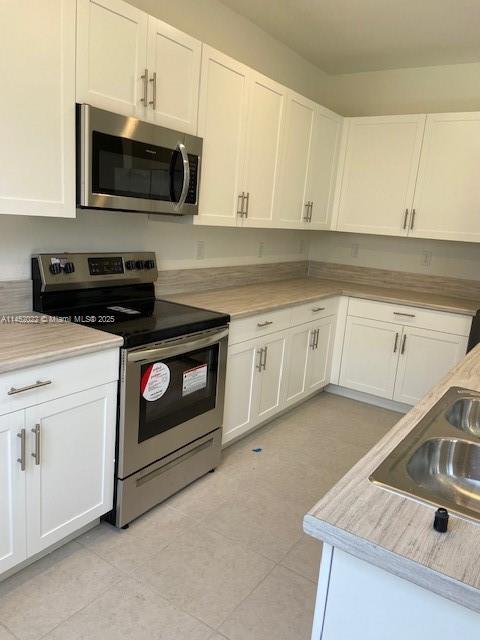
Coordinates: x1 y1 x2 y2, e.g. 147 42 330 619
219 0 480 74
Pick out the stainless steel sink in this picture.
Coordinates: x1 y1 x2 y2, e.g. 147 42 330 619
370 387 480 522
445 398 480 437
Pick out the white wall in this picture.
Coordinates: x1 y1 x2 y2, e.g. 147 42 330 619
127 0 331 106
326 61 480 116
309 231 480 280
0 211 308 281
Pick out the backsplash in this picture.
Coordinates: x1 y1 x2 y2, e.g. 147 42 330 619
0 281 31 315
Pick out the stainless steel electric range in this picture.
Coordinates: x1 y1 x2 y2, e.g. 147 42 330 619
32 252 229 528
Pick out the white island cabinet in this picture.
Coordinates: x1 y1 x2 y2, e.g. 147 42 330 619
0 349 119 578
311 545 480 640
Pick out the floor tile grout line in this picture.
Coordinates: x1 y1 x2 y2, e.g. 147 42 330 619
0 621 20 640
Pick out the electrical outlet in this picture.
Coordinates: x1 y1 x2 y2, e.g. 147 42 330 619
421 250 432 267
351 243 359 258
258 241 265 258
196 240 205 260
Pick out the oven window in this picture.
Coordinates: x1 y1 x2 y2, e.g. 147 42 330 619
91 131 184 202
138 344 219 443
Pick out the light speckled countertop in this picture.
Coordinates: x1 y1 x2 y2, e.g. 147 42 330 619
304 344 480 613
0 314 123 374
164 277 479 318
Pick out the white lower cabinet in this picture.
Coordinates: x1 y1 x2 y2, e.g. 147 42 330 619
255 333 287 423
0 350 119 578
393 327 468 405
339 317 402 399
0 411 27 575
25 384 117 556
305 317 337 393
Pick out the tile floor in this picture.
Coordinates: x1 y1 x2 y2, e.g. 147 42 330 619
0 392 401 640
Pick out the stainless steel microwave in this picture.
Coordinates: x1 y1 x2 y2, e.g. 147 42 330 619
77 104 202 215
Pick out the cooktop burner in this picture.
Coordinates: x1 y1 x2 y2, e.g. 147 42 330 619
31 252 229 348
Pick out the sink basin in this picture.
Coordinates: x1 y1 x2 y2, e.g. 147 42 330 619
445 398 480 437
370 386 480 522
407 438 480 512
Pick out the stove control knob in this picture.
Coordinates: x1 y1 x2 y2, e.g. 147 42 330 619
49 263 62 275
125 260 136 271
63 262 75 274
135 260 145 270
145 259 155 269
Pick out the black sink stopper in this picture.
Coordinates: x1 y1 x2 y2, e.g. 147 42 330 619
433 508 449 533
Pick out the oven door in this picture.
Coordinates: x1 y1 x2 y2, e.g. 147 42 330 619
118 327 228 478
78 104 201 215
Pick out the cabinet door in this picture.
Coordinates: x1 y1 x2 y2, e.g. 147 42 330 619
306 316 336 392
241 72 286 228
76 0 148 118
339 317 402 399
334 115 425 236
146 17 201 133
274 91 315 228
394 327 468 405
283 325 311 407
0 0 75 217
223 341 258 445
0 412 27 576
196 47 249 226
307 108 343 230
411 112 480 242
255 333 287 422
25 384 117 556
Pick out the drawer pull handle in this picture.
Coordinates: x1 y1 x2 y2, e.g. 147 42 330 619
8 380 52 396
257 321 273 327
393 312 416 318
312 307 326 313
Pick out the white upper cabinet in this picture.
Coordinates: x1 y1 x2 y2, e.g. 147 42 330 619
410 112 480 242
0 0 75 217
274 91 316 228
76 0 147 118
145 17 201 133
333 115 426 236
196 47 249 226
241 73 286 227
77 0 200 133
307 107 343 229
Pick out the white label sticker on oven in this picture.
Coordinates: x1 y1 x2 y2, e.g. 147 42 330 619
182 364 207 396
141 362 170 402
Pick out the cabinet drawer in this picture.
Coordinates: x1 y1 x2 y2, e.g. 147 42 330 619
347 298 472 336
228 307 292 345
0 348 119 415
291 296 339 326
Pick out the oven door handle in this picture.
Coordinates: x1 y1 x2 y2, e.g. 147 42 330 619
127 327 229 363
175 142 190 210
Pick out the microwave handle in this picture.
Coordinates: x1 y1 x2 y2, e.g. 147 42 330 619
175 142 190 209
127 327 229 363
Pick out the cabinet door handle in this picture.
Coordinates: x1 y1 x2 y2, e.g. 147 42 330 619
31 424 41 466
309 201 313 222
393 312 416 318
310 330 316 349
410 208 416 230
149 71 157 109
17 429 26 471
403 208 409 229
237 192 246 217
257 320 273 327
312 307 325 313
140 68 149 104
401 334 407 355
315 328 320 349
262 345 268 370
303 202 310 221
244 192 250 217
393 332 399 353
8 379 52 396
256 347 264 372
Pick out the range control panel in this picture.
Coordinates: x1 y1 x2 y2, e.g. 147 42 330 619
33 252 158 290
